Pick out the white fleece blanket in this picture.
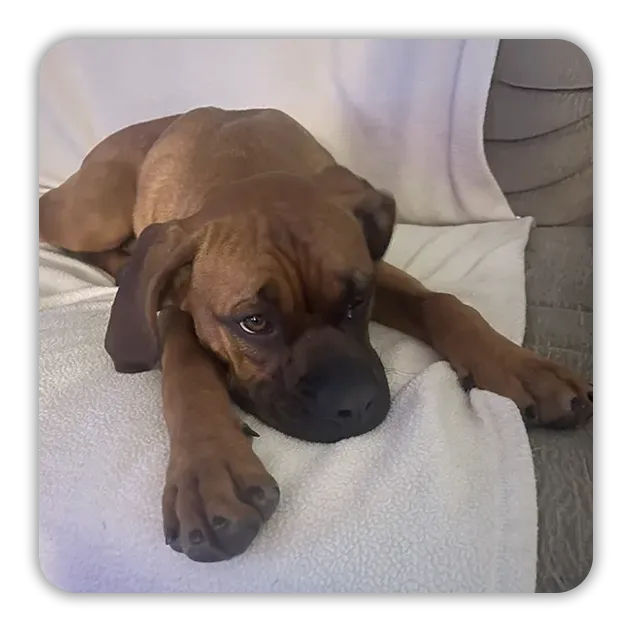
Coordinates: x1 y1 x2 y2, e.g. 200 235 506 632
38 39 538 592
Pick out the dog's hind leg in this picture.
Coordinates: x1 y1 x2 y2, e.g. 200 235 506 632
39 160 137 278
40 114 181 279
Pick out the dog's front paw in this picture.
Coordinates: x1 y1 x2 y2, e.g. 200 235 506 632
460 348 593 430
162 438 279 563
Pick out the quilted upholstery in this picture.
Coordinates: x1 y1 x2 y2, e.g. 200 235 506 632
484 39 593 226
492 39 592 89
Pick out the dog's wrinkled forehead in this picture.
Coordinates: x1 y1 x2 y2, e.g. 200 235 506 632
189 204 373 319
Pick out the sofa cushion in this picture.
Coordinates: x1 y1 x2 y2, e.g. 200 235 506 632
485 116 592 193
493 39 593 90
524 226 593 378
523 225 593 592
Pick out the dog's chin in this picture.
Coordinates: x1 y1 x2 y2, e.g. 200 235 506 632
229 374 392 444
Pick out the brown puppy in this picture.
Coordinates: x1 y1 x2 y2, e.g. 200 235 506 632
39 107 593 563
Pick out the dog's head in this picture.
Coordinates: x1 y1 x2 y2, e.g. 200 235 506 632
105 166 396 442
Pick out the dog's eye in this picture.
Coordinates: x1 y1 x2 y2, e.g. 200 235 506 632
239 315 274 335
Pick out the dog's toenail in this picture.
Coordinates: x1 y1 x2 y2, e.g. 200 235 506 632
211 516 229 529
571 397 585 412
587 391 593 403
189 529 204 545
165 528 178 545
525 405 537 421
241 424 260 438
460 374 475 392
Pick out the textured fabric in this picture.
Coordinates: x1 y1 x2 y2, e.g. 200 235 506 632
492 40 593 90
524 227 593 378
567 212 594 228
39 219 538 593
485 116 592 194
39 38 511 227
505 167 593 227
484 83 593 141
523 226 593 592
527 422 593 593
483 39 593 226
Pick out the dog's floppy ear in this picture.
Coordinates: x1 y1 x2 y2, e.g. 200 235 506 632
105 221 199 373
314 165 396 260
351 187 396 261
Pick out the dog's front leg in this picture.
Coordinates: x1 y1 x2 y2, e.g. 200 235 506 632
159 308 279 562
372 261 592 428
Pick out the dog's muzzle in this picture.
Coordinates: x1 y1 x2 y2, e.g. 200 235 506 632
230 327 391 443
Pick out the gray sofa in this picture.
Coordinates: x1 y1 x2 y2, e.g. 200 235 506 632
484 39 593 592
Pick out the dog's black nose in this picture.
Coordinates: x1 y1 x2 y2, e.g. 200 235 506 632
299 363 382 430
332 385 376 425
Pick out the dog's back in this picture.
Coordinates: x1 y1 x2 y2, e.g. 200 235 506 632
132 107 336 233
39 107 336 253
